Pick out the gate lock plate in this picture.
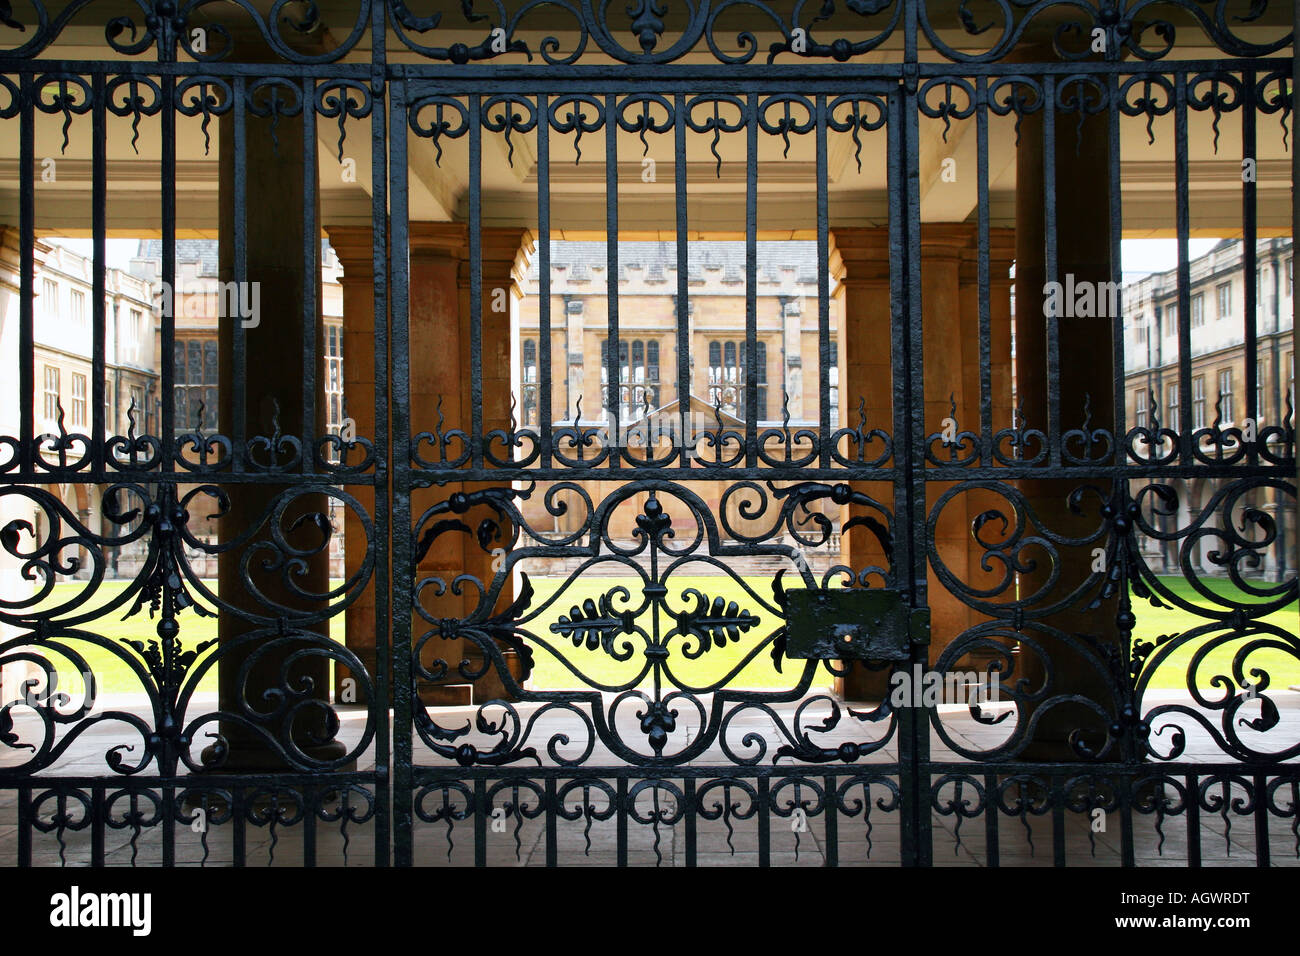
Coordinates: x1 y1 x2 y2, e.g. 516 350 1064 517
784 588 927 662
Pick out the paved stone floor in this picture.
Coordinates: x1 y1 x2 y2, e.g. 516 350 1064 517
2 689 1298 866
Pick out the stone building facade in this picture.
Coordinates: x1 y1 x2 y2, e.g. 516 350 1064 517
1 239 350 583
515 239 842 548
27 242 156 579
1123 237 1294 579
128 239 349 579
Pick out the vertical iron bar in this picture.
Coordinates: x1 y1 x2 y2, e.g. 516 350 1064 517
92 73 106 472
545 777 557 866
976 75 992 462
984 773 999 867
745 92 758 466
470 93 484 468
890 84 919 868
676 93 691 468
162 786 175 867
232 77 247 463
1253 773 1269 867
474 778 487 867
91 785 104 867
817 93 831 466
1043 75 1061 466
605 94 621 467
1120 777 1135 868
1175 73 1193 464
538 93 553 469
902 72 932 867
390 79 414 868
20 74 34 471
684 775 696 866
161 72 176 465
1109 71 1126 457
301 76 318 460
1243 69 1258 464
370 53 392 868
1186 773 1201 867
823 774 838 867
757 775 770 867
1052 776 1066 867
616 777 628 866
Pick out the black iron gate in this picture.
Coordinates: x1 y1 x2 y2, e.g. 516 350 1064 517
0 1 1295 867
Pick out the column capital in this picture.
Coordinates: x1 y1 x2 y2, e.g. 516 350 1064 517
324 224 375 282
456 226 533 293
409 221 468 261
959 226 1016 282
829 225 890 285
918 222 976 260
327 222 533 290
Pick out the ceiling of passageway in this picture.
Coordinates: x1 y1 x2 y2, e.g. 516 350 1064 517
0 1 1292 238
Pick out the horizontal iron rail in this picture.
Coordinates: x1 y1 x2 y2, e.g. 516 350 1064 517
0 58 1290 80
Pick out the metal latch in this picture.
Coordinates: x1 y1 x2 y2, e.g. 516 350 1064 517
784 588 926 662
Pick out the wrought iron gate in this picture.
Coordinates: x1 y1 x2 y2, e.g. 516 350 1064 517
0 1 1295 867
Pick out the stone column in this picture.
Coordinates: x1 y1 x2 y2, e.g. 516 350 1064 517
1013 78 1118 759
323 225 381 704
326 223 531 707
832 225 1014 698
454 227 530 701
920 225 982 665
829 227 895 700
408 222 473 705
213 66 343 768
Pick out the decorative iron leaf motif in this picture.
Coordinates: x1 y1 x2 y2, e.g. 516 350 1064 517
677 589 759 654
551 590 635 653
116 484 215 701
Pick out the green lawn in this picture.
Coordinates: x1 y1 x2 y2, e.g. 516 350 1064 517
12 573 1298 698
14 581 345 701
1123 575 1299 692
517 573 1300 693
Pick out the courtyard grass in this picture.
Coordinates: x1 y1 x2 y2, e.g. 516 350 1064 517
12 573 1298 698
